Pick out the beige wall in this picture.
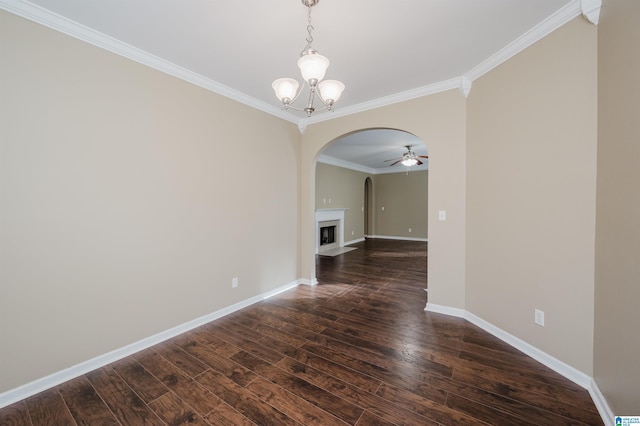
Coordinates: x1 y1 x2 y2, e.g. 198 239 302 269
0 11 300 393
315 163 372 242
301 92 467 307
466 18 597 374
315 163 428 241
374 171 428 239
594 0 640 413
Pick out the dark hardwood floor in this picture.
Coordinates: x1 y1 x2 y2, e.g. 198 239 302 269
0 239 603 425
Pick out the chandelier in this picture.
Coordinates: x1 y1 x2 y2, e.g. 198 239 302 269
272 0 345 117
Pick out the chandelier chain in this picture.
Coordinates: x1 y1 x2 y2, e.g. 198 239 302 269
304 6 314 52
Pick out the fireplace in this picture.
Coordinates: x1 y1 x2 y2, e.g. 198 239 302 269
315 208 347 254
319 221 338 247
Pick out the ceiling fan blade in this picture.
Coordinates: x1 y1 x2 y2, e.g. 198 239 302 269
383 158 398 162
417 155 429 159
389 159 403 166
416 159 424 165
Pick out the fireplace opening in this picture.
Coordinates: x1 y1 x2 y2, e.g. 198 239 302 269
320 225 336 246
316 216 342 253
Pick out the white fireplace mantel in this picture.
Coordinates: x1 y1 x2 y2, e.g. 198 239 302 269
315 208 348 253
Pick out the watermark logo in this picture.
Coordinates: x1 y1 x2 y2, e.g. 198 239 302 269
616 416 640 426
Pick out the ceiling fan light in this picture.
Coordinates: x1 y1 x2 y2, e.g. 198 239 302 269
401 158 418 167
272 78 300 103
318 80 345 104
297 53 329 83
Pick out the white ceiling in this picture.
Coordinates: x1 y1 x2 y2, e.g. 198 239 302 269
2 0 584 171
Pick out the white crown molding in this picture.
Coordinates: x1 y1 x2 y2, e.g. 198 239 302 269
0 279 301 409
303 1 588 127
464 0 583 83
2 0 597 132
374 165 429 175
459 76 472 98
0 0 299 125
317 155 428 175
317 155 377 175
424 303 612 425
301 78 462 128
581 0 602 25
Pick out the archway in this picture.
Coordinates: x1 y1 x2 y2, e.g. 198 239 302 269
312 127 428 283
364 177 373 237
298 92 467 310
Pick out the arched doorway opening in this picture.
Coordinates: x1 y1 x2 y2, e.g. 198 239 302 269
313 128 428 286
364 177 373 237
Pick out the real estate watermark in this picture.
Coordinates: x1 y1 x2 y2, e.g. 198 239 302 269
616 416 640 426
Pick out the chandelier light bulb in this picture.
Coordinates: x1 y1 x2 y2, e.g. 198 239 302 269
318 80 345 104
272 78 300 103
297 53 330 84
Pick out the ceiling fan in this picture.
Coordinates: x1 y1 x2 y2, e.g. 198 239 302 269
384 145 428 167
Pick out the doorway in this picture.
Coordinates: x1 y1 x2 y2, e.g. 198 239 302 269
364 177 373 237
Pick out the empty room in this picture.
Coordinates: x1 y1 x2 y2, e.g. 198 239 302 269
1 0 638 424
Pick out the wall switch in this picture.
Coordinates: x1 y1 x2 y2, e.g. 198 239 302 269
534 309 544 326
323 198 326 204
408 228 412 233
232 277 238 288
438 210 447 221
381 206 385 211
352 230 354 235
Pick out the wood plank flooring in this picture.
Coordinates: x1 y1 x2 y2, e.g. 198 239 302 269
0 239 603 425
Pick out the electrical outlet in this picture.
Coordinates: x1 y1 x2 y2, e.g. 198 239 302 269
232 277 238 288
534 309 544 326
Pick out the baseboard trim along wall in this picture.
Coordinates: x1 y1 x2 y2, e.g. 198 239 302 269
344 237 366 246
424 302 614 426
367 235 428 242
0 279 301 409
298 277 318 286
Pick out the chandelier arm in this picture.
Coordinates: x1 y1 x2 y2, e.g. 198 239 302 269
281 81 306 109
315 90 334 110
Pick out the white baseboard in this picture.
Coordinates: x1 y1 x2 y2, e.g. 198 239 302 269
367 235 428 242
424 302 465 317
424 302 612 425
588 378 614 426
344 237 365 246
298 277 318 286
0 279 301 409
